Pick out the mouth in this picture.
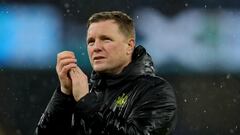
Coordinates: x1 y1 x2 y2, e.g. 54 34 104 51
93 56 105 61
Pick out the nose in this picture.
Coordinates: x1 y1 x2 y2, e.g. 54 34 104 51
93 39 102 52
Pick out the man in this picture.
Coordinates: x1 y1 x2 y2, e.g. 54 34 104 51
35 11 177 135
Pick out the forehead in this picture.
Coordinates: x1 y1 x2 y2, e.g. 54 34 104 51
87 20 120 36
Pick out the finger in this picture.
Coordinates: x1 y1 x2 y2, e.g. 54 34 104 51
74 66 88 79
57 58 77 72
69 68 81 79
59 63 77 78
75 66 85 75
57 51 76 63
71 66 82 76
70 67 88 82
69 68 76 77
69 69 80 84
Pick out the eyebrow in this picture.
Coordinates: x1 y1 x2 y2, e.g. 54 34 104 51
99 35 112 40
87 34 112 43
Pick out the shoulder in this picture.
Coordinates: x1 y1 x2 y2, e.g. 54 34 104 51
135 75 172 89
132 75 175 99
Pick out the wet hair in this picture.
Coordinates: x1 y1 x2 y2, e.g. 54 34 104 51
87 11 135 39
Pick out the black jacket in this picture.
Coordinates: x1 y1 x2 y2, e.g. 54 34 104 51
35 45 177 135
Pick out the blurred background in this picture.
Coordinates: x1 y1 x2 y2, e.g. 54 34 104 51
0 0 240 134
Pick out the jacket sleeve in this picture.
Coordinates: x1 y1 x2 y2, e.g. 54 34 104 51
128 79 177 135
35 87 76 135
103 79 177 135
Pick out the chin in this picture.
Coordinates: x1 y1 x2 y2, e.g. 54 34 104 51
93 65 107 72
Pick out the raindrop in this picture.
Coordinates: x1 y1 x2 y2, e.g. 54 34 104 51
236 125 238 129
203 110 207 113
206 126 209 129
16 129 21 135
212 82 216 86
226 74 231 79
233 99 237 103
81 52 85 56
194 97 198 102
64 3 70 8
230 129 234 133
66 9 71 13
136 16 139 19
184 99 187 103
204 5 207 8
77 10 80 13
184 3 189 7
220 85 223 88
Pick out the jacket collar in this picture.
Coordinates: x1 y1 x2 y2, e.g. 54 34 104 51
90 45 156 87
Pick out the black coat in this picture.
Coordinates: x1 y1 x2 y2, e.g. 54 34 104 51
35 45 177 135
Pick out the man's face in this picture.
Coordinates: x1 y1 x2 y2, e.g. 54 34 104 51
87 20 134 74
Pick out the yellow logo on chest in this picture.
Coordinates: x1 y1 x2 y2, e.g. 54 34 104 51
115 93 128 108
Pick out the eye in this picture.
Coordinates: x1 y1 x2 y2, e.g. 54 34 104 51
103 37 112 42
88 42 94 46
87 39 95 46
104 37 111 40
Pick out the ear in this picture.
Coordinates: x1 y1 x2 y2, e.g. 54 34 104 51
127 38 135 55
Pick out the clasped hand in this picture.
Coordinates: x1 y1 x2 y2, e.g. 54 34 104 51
56 51 89 101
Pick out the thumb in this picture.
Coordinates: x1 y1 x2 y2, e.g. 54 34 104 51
69 68 77 80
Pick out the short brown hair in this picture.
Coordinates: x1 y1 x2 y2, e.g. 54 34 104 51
87 11 135 39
